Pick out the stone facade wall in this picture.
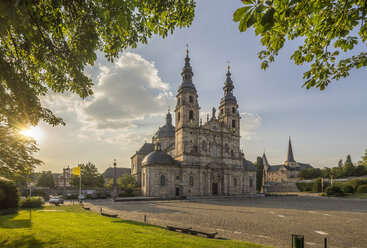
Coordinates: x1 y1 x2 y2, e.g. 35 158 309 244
141 164 256 198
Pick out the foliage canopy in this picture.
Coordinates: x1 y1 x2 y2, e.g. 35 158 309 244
234 0 367 90
69 162 104 188
0 0 195 178
36 171 55 188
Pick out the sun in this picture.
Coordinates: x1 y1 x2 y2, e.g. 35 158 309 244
20 126 43 141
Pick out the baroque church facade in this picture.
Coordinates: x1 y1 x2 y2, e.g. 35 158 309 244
131 50 257 198
263 138 313 183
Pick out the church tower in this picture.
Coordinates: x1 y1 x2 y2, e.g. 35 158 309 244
218 66 240 136
175 48 200 129
175 48 200 161
284 137 298 167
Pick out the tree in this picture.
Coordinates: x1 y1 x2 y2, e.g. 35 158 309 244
338 159 343 168
233 1 367 90
36 171 55 188
0 126 42 179
343 155 355 177
0 1 195 178
298 168 322 179
69 162 104 188
322 167 332 178
361 149 367 166
118 174 139 189
331 166 343 179
255 156 264 191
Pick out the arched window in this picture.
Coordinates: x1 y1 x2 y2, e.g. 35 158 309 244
142 173 145 186
178 112 180 122
224 144 229 153
202 141 207 151
160 175 166 186
220 109 223 115
234 177 237 188
232 107 236 113
232 119 236 129
189 176 194 186
189 95 194 103
189 110 194 120
192 145 198 154
231 150 234 158
249 177 253 188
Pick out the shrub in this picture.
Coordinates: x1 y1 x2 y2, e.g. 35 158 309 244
312 178 330 193
357 185 367 193
20 197 44 208
325 185 344 197
342 184 354 194
296 182 313 192
22 190 49 201
0 177 20 210
348 179 367 191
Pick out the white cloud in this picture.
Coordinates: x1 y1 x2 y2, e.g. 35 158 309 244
80 52 174 131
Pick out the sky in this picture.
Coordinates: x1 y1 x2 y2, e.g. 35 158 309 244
33 0 367 173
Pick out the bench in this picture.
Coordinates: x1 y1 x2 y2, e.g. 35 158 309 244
101 212 118 218
167 226 192 233
167 226 218 238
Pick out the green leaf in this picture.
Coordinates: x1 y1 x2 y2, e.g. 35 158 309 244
233 6 251 22
261 8 275 26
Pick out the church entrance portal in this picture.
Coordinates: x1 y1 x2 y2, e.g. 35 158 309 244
175 187 180 196
212 183 218 195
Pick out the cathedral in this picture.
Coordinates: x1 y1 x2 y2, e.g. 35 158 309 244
130 50 257 198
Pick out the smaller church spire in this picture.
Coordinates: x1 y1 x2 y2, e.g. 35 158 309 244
166 108 172 126
286 137 295 162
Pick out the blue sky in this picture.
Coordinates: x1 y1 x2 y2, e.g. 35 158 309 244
35 0 367 173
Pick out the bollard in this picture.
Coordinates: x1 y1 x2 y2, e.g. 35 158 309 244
144 214 147 223
100 207 103 214
324 237 327 248
292 234 304 248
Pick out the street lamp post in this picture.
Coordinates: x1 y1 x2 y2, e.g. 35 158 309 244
113 159 117 199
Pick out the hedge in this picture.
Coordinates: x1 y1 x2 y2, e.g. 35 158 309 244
312 178 331 193
357 185 367 193
22 190 49 201
296 182 313 192
20 197 44 208
0 177 20 210
342 184 354 194
348 179 367 191
325 185 344 197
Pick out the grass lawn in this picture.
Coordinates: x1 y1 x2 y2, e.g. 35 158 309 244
0 205 270 248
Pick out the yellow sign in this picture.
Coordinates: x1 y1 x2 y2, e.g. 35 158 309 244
72 166 80 176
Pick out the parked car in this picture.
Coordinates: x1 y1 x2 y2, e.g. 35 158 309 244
49 196 62 205
78 194 86 201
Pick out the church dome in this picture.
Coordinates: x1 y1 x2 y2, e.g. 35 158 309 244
142 143 175 165
153 110 175 139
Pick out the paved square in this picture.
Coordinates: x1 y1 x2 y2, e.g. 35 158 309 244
85 196 367 248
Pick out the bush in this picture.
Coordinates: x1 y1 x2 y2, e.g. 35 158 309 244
357 185 367 193
22 190 49 201
312 178 330 193
325 185 344 197
348 179 367 191
342 184 354 194
20 197 44 208
296 182 313 192
0 177 20 210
